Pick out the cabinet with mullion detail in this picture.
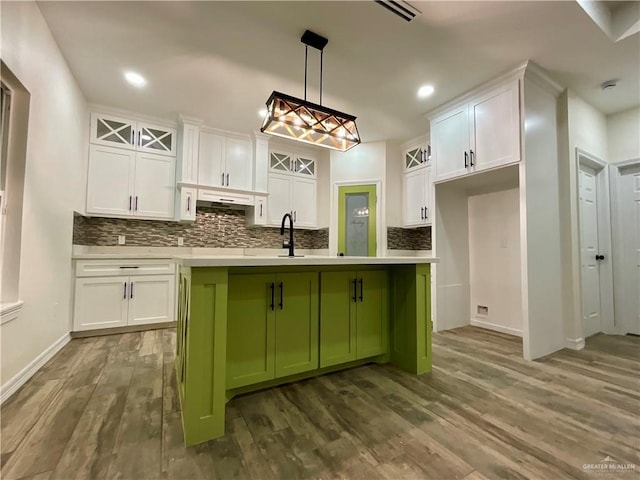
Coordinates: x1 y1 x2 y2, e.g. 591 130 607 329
267 150 318 228
90 112 176 156
402 136 433 227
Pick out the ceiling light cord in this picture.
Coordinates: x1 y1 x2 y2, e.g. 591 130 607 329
320 50 323 106
304 45 308 101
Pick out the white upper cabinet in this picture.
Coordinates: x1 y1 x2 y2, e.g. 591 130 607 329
266 149 318 229
404 138 430 171
90 113 176 156
177 120 200 184
431 79 520 183
403 166 432 227
470 82 520 172
86 145 175 220
198 132 253 191
133 152 176 219
86 145 135 217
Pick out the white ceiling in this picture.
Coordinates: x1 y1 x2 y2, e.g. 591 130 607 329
37 1 640 143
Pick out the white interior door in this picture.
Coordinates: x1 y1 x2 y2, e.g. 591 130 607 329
616 165 640 334
128 275 175 326
579 165 602 337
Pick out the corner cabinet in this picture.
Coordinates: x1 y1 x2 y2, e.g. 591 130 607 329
73 259 175 332
267 150 318 229
86 112 177 220
431 80 520 183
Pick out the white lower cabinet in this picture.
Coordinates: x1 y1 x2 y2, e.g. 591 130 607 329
127 275 175 326
74 276 130 331
73 260 175 332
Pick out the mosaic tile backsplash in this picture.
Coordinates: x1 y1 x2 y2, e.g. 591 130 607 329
387 226 431 250
74 207 329 249
74 207 430 250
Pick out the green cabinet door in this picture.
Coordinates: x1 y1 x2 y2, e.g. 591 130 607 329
356 270 389 359
320 271 357 368
226 274 275 389
274 272 319 378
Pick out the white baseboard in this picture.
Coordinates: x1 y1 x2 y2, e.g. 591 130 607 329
1 332 71 404
470 318 523 337
565 337 586 350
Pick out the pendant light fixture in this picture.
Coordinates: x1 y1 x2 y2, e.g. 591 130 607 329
260 30 361 152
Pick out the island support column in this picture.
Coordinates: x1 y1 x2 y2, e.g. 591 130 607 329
177 267 228 446
390 263 432 374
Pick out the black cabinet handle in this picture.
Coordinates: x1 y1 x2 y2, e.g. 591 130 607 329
187 195 191 212
129 195 132 211
123 282 127 299
278 282 284 309
221 172 225 186
470 149 475 167
135 196 138 211
359 278 364 302
596 254 605 261
352 278 357 303
260 203 263 217
464 151 468 168
294 210 296 222
420 207 424 220
130 282 134 299
119 266 140 269
424 206 428 220
137 130 141 147
226 173 229 186
269 282 275 311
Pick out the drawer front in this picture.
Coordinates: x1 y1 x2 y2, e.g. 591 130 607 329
75 259 174 277
197 189 254 206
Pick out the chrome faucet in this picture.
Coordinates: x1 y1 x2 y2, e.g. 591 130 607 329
280 212 295 257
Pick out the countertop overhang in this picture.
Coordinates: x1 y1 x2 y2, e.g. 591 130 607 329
174 255 438 267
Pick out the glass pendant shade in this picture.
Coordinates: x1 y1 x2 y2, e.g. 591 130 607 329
261 91 361 152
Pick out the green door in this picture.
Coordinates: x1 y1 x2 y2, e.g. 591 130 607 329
226 274 275 388
320 271 357 368
274 272 319 378
356 270 389 359
337 185 377 257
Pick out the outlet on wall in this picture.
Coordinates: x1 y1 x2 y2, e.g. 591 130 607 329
118 235 126 245
177 236 184 246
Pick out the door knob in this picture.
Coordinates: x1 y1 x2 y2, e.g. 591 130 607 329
595 254 605 261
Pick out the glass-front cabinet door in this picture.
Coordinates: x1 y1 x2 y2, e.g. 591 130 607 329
137 122 177 157
269 151 292 172
293 155 316 177
90 113 136 149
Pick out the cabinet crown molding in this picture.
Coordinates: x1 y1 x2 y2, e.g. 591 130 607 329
178 115 204 126
88 104 178 129
425 60 563 120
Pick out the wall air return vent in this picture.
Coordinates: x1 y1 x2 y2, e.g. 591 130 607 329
375 1 421 22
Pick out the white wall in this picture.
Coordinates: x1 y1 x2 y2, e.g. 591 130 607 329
330 142 387 255
385 142 403 228
558 90 609 347
607 107 640 163
468 188 522 335
1 2 88 391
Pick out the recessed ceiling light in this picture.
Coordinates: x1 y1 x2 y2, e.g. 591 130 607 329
417 85 435 98
258 108 268 118
124 71 146 88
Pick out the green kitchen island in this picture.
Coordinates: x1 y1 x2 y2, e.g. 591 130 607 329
173 255 437 446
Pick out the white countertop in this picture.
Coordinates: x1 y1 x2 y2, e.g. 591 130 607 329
174 255 438 267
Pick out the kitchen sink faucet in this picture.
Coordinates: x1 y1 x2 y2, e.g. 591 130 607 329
280 212 295 257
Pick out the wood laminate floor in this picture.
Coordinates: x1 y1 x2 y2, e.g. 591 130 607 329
1 327 639 480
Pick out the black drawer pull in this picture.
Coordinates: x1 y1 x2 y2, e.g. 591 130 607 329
119 266 140 269
278 282 284 309
358 278 364 302
270 282 275 311
352 278 357 303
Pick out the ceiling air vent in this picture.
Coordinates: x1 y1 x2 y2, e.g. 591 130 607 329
375 0 421 22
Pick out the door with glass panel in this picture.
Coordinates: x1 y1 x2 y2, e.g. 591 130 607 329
337 185 377 257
